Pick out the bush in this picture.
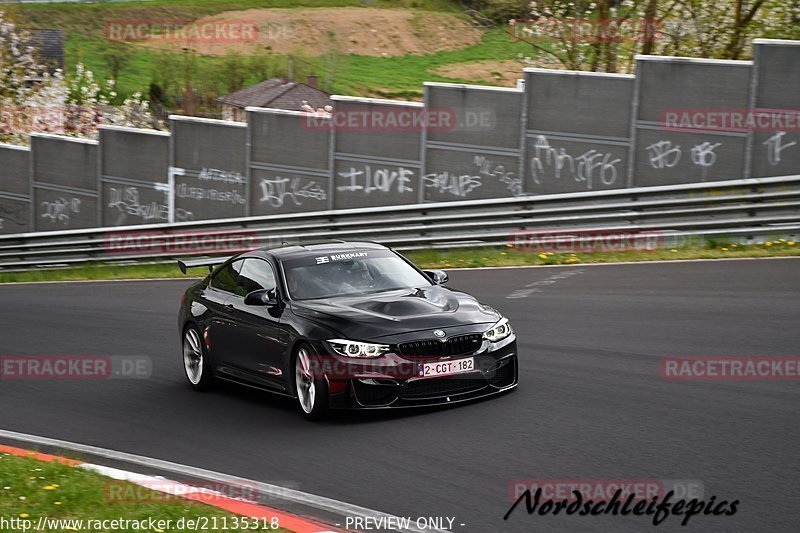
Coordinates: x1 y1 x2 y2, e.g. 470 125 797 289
462 0 530 24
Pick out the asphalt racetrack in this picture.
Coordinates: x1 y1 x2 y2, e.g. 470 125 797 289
1 258 798 532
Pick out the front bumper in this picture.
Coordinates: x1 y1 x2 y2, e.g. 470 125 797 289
321 335 518 409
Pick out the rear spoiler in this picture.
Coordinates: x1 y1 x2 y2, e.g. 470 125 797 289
177 256 231 275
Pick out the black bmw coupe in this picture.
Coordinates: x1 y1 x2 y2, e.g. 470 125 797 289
178 241 518 419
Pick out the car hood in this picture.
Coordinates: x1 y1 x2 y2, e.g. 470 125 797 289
289 285 501 340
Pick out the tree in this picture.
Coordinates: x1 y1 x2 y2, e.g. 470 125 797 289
1 11 159 145
511 0 800 72
248 48 279 82
463 0 531 23
0 12 39 103
218 50 249 94
100 40 133 82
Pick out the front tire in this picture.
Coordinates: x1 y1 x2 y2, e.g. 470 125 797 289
293 344 328 420
183 325 214 391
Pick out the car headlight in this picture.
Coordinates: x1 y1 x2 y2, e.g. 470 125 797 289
483 317 513 342
326 339 390 358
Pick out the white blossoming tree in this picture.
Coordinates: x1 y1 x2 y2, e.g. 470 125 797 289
512 0 800 72
300 100 333 117
1 11 159 146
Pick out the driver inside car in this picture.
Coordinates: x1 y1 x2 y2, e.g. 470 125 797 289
345 260 375 289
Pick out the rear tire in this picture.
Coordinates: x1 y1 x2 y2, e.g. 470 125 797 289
182 325 214 391
293 344 329 420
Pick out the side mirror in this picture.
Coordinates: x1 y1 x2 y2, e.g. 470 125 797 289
423 269 449 285
244 288 279 307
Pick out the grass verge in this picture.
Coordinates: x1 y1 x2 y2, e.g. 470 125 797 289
0 263 192 284
11 0 532 101
408 239 800 268
0 452 290 532
0 241 797 284
62 26 530 101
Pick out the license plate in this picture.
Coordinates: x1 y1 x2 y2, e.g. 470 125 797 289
418 357 475 378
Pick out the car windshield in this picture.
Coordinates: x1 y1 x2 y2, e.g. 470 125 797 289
282 249 432 300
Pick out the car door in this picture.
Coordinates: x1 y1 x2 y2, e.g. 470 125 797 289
225 258 291 391
203 259 243 368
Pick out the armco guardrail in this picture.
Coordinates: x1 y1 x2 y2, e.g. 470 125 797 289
1 175 798 269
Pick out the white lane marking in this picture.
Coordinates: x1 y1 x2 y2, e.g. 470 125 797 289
79 463 165 484
0 429 443 533
506 269 585 299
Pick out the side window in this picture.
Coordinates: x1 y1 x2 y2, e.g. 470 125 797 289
236 259 277 297
209 260 243 294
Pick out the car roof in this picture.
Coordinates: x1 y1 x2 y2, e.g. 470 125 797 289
244 241 389 262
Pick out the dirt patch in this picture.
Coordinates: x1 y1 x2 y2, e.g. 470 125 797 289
431 60 529 87
130 7 483 56
431 56 581 86
361 87 423 101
